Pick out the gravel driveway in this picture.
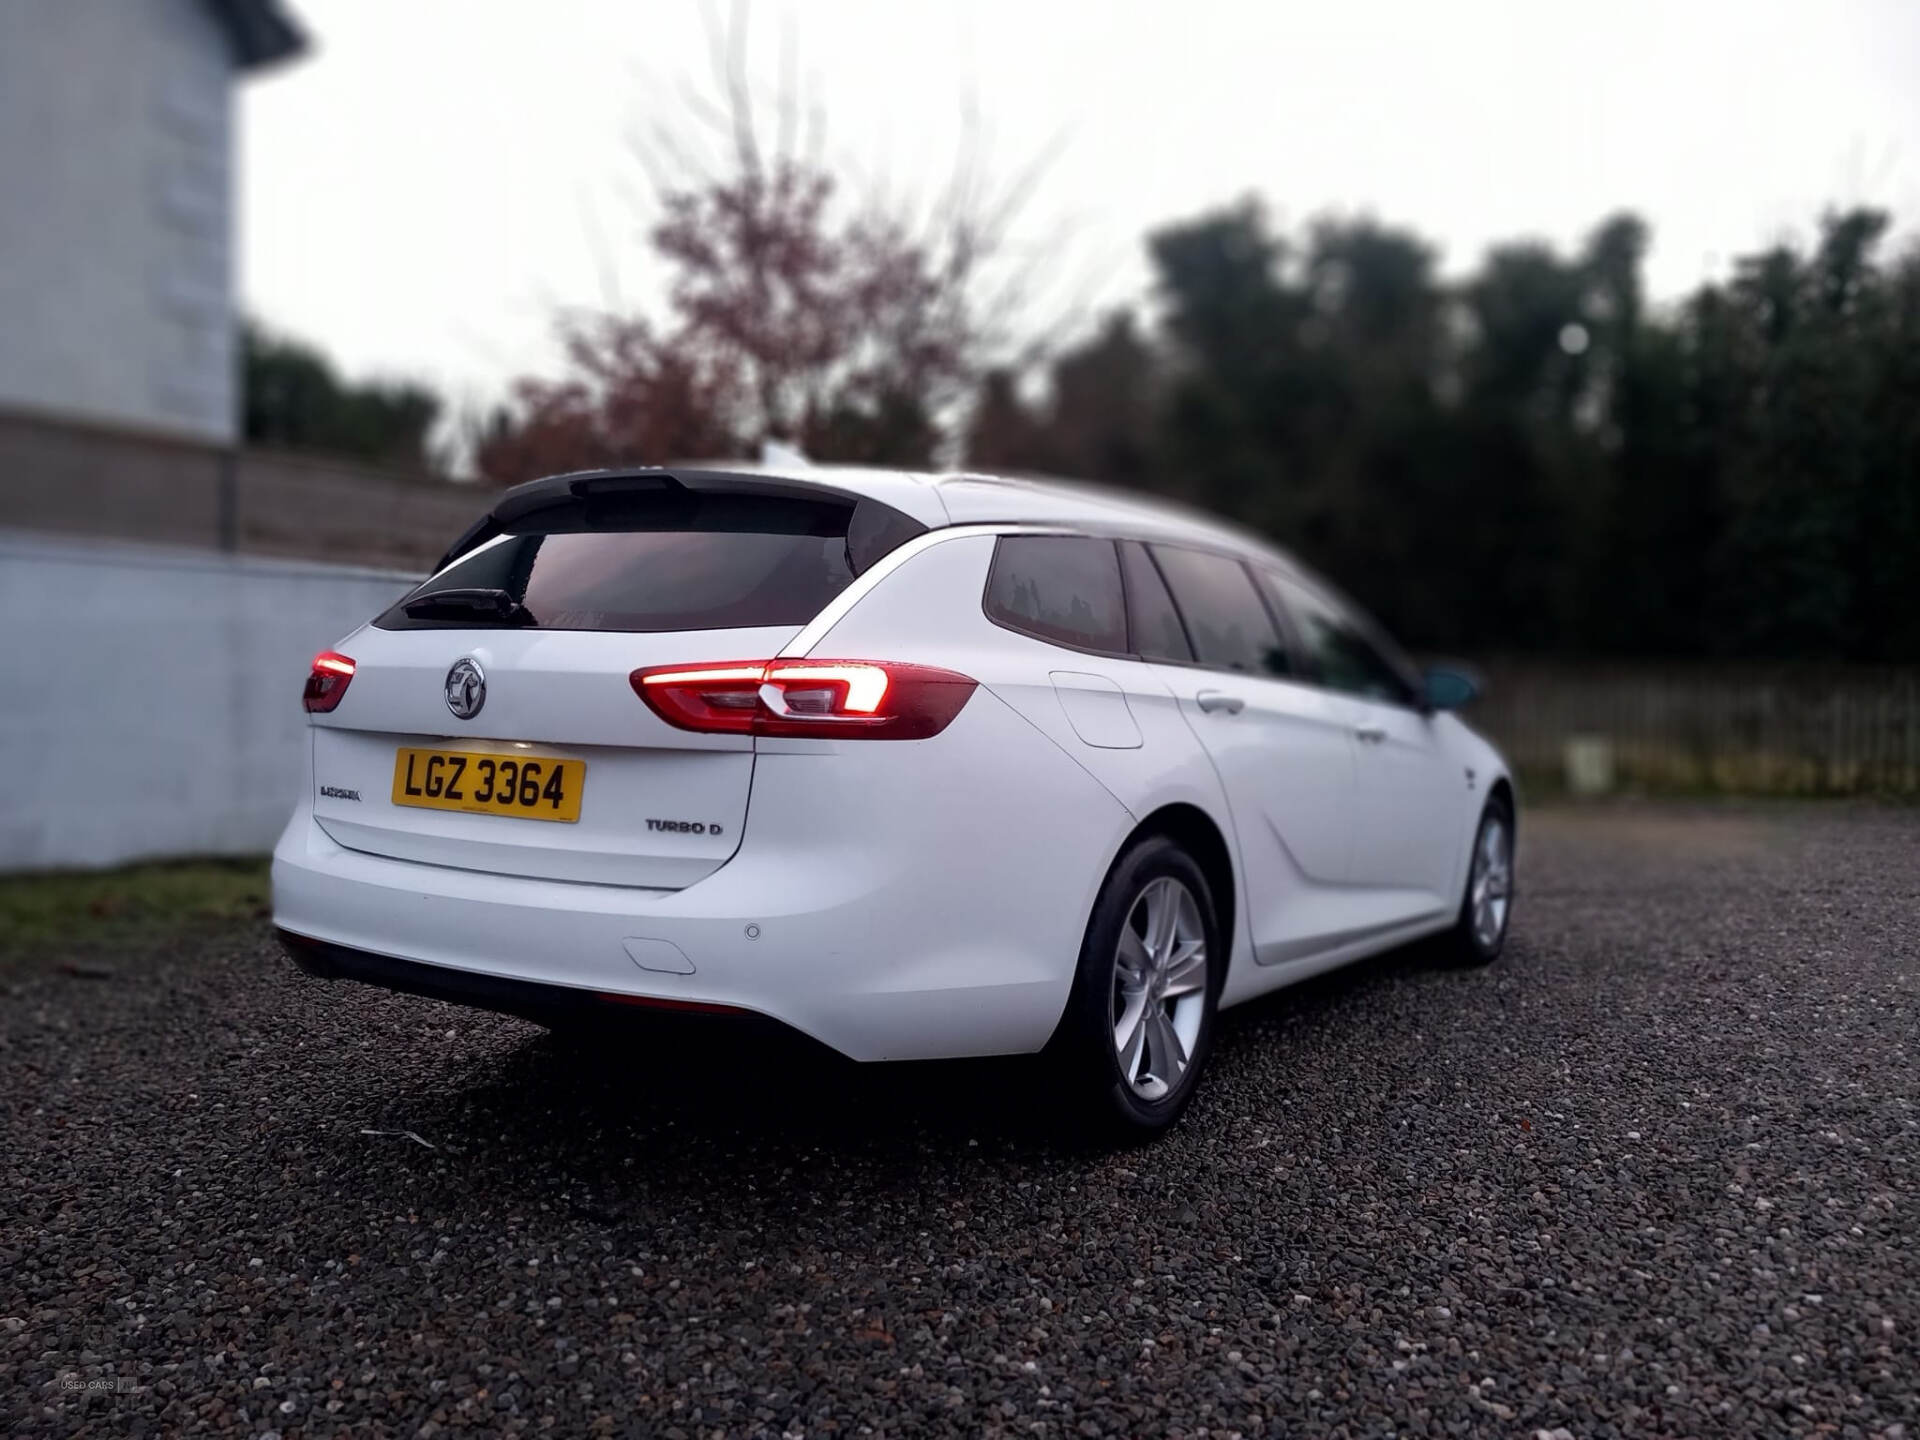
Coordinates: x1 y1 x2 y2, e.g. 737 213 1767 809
4 804 1917 1437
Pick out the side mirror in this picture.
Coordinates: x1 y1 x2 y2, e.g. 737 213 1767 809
1422 664 1481 712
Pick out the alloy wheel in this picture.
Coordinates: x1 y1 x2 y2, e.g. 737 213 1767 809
1110 876 1209 1101
1469 814 1513 951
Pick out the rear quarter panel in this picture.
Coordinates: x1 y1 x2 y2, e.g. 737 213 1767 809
804 532 1260 1004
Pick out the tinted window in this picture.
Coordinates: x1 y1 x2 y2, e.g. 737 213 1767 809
1118 541 1193 662
1150 546 1290 676
1263 571 1414 705
379 493 856 633
984 536 1128 654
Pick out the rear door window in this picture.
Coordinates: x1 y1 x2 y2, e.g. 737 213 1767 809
1149 545 1291 677
379 493 859 633
1118 541 1193 662
984 536 1128 655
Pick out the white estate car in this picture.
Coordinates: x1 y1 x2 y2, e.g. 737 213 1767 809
273 464 1514 1133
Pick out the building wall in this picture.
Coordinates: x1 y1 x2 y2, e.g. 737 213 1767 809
0 0 238 442
0 533 415 870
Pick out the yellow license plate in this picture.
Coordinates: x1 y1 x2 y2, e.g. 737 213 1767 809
391 747 586 823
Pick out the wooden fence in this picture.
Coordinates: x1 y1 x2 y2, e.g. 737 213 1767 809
1470 660 1920 796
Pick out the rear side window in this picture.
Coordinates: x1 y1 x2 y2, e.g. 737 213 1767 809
984 536 1128 654
1150 545 1291 677
378 492 858 633
1118 541 1193 662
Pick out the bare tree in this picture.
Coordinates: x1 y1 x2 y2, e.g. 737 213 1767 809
478 2 1065 483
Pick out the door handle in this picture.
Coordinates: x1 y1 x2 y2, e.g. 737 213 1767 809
1196 690 1245 715
1354 724 1388 744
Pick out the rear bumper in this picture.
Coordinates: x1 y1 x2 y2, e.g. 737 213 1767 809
272 813 1084 1061
277 926 807 1039
271 694 1130 1061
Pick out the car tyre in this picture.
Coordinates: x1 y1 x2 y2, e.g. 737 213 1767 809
1052 834 1222 1139
1443 795 1515 967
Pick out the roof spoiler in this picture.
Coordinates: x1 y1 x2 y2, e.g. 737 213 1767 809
429 468 926 577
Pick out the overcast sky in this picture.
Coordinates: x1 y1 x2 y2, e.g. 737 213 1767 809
240 0 1920 418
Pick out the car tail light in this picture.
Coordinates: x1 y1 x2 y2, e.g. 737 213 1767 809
303 650 356 713
631 659 976 740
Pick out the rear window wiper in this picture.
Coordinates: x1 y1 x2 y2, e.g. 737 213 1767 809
401 587 537 625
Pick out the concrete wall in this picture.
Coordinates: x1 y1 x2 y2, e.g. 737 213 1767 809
0 0 239 441
0 532 416 870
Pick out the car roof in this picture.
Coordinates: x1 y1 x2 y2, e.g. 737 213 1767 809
672 460 1302 570
462 461 1301 575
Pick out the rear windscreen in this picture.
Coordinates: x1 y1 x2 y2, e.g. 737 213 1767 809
377 492 859 633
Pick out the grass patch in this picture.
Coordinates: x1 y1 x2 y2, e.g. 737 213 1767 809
1510 760 1920 803
0 857 270 960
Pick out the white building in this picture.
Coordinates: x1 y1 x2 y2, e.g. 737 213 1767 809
0 0 304 443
